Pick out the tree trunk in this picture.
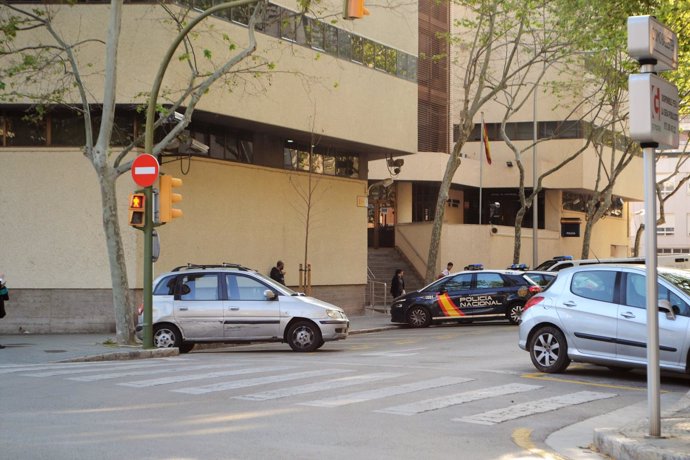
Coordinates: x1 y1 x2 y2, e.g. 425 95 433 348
633 224 644 257
512 206 527 264
581 217 595 259
425 151 461 283
99 167 136 344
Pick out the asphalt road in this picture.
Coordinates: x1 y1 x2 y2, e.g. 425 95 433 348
2 322 688 460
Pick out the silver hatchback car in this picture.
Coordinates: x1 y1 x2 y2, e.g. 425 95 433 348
519 265 690 374
137 263 349 353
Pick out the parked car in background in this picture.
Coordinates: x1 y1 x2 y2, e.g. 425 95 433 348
536 254 690 272
524 271 557 288
519 264 690 374
137 263 349 353
391 269 541 328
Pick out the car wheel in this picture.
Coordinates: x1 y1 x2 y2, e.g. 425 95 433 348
153 324 181 349
507 303 524 325
407 306 431 328
287 320 322 352
179 342 195 354
529 326 571 373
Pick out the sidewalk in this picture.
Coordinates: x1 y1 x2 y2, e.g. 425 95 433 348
1 311 688 460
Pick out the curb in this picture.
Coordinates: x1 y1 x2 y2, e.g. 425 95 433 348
349 325 403 335
58 347 179 363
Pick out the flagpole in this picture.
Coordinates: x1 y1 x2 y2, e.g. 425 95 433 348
479 113 484 225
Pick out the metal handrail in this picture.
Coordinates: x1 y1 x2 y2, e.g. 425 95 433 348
366 280 388 312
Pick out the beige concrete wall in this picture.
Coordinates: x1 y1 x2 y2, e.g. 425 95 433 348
0 149 140 289
156 158 367 287
396 214 631 275
5 4 417 155
0 150 366 288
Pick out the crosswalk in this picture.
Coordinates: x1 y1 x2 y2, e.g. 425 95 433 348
1 359 618 424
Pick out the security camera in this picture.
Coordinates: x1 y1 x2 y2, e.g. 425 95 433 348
393 167 401 174
190 138 210 154
162 111 185 124
493 202 500 208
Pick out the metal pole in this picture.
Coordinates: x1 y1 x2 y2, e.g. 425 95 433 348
532 82 538 268
643 143 661 437
479 113 484 225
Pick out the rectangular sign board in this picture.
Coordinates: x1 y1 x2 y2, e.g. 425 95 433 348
627 16 678 72
629 73 679 150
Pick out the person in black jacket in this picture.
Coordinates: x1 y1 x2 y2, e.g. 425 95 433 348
0 275 8 349
270 261 286 285
390 269 405 298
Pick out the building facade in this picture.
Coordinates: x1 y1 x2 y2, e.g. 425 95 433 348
0 1 418 332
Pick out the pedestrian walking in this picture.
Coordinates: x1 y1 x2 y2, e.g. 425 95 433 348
390 269 406 299
0 274 8 349
270 260 286 285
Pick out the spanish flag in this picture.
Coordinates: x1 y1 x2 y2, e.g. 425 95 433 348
482 122 492 165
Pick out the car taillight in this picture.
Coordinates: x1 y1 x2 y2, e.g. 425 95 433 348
137 303 144 316
523 295 544 312
528 286 542 294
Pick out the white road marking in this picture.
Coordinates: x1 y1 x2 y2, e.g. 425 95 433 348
22 362 173 377
376 383 541 416
360 347 425 357
68 364 237 382
0 360 174 375
173 369 348 395
301 376 472 408
454 390 617 425
235 372 403 401
119 365 294 388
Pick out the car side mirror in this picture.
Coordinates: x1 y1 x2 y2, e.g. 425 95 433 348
658 299 676 321
264 289 277 301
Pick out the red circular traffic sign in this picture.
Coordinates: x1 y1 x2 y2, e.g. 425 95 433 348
131 154 160 187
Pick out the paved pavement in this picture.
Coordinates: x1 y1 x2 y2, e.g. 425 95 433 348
1 311 688 460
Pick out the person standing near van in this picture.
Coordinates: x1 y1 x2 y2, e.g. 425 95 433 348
391 269 405 298
270 261 286 285
442 262 454 277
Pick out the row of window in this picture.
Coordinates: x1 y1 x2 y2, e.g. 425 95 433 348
562 191 624 217
454 121 586 143
283 146 359 179
571 270 690 317
0 107 360 179
187 0 417 82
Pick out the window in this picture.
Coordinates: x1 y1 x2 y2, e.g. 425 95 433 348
153 275 177 296
226 274 269 301
657 214 675 236
571 271 616 303
179 274 219 301
624 273 646 309
284 147 358 178
444 274 472 291
476 273 506 289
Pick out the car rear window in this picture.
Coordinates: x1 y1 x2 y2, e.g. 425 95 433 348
571 271 616 303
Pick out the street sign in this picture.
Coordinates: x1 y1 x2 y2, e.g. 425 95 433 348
629 73 679 150
627 16 678 72
131 153 160 187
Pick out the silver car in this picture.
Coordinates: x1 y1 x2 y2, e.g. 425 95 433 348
519 265 690 374
137 263 349 353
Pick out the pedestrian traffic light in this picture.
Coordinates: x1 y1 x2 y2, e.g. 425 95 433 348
128 193 146 228
343 0 369 19
159 175 183 223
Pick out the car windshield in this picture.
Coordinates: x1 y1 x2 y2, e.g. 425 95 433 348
659 269 690 297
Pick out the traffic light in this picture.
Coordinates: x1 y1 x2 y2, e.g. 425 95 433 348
128 193 146 228
343 0 369 19
159 175 183 223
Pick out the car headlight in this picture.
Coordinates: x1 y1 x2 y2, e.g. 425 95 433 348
327 310 344 319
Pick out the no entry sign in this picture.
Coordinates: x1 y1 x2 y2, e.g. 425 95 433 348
131 154 160 187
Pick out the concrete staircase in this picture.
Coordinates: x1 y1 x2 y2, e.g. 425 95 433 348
366 247 425 311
